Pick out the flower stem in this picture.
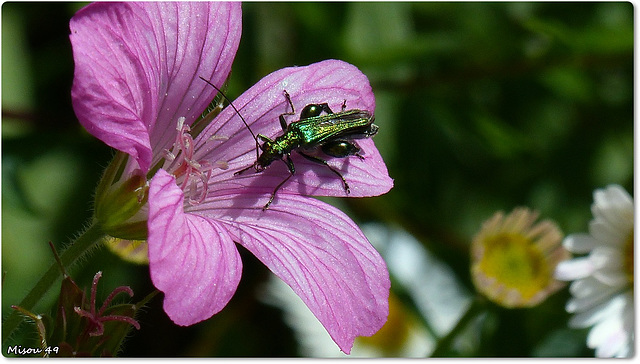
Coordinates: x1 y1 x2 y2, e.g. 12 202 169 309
429 295 486 357
2 221 106 344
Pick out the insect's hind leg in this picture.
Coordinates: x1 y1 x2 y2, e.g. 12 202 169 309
298 152 350 194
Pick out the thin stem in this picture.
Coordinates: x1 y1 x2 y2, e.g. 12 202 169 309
2 221 106 344
429 295 486 357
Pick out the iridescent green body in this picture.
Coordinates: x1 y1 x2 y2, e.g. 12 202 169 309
254 107 377 170
236 90 379 210
295 108 377 145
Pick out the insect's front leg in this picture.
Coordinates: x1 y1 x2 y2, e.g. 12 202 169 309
264 153 296 210
235 163 257 176
298 151 350 195
279 90 296 131
235 135 272 175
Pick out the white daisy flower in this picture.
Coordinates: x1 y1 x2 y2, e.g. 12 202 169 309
554 184 634 358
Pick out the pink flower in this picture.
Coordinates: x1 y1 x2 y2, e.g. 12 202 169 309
70 2 392 353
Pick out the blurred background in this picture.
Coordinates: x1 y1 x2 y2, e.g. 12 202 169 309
2 2 633 357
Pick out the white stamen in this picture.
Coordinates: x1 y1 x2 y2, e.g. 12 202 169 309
163 149 176 161
213 160 229 170
209 135 230 142
176 116 186 131
165 117 228 206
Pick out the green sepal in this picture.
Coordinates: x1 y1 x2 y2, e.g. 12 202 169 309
94 151 129 203
102 220 149 242
92 151 149 240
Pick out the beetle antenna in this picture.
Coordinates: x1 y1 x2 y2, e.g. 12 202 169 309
199 76 260 158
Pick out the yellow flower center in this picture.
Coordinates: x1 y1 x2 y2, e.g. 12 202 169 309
479 232 550 301
624 227 634 286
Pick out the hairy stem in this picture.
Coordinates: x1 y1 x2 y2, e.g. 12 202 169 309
2 221 105 344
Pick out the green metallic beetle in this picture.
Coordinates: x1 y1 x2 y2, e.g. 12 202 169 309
199 77 378 210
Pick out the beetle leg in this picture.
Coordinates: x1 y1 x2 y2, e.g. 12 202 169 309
279 90 296 131
298 151 350 194
263 154 295 210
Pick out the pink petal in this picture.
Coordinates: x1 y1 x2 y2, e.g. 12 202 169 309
70 2 241 172
148 169 242 326
194 59 393 198
190 193 390 353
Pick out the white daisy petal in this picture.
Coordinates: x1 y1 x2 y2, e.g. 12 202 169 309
554 257 594 281
621 294 634 331
592 185 625 214
592 186 634 234
589 220 625 248
602 185 633 218
558 185 633 358
562 233 598 253
568 276 609 298
589 247 620 270
605 184 633 204
593 267 630 287
587 314 625 356
616 344 631 358
566 283 622 314
594 328 627 358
